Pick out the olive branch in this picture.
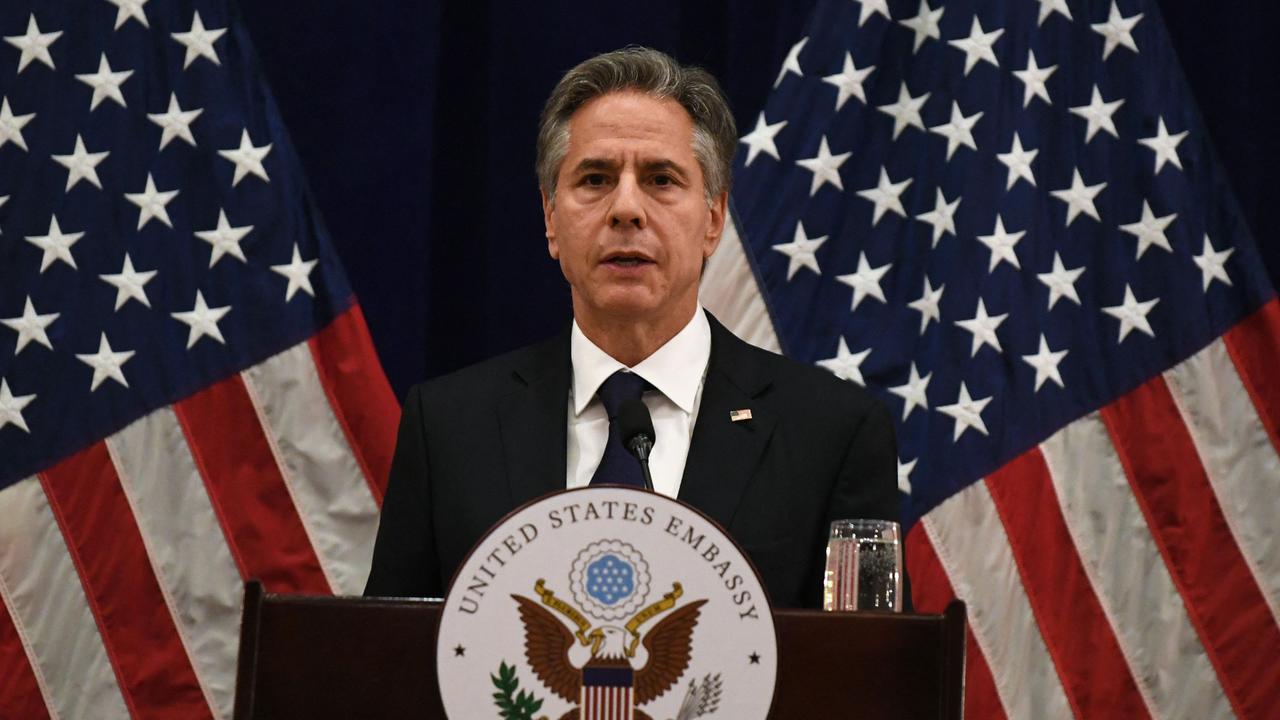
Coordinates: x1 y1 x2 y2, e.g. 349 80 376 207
491 661 545 720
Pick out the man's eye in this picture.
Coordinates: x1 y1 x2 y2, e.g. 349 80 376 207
583 173 608 186
652 174 673 186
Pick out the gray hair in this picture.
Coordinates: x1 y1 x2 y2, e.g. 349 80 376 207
536 47 737 204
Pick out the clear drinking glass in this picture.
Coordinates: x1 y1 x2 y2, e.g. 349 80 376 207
823 519 902 612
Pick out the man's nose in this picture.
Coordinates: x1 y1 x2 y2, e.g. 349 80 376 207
608 174 646 230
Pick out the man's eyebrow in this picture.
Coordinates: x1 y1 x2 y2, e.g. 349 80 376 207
571 158 619 173
639 159 688 175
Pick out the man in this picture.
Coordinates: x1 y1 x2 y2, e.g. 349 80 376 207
365 47 898 608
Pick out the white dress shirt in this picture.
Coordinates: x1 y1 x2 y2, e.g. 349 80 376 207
566 308 711 497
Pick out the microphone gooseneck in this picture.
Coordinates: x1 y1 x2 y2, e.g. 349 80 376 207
617 399 656 492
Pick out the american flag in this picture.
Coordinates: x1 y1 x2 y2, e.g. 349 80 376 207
702 0 1280 717
0 1 396 717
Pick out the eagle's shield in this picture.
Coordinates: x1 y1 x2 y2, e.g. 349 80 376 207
581 665 634 720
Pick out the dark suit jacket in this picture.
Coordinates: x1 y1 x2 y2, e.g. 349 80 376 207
364 312 898 608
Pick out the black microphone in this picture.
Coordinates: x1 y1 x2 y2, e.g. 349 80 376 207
617 399 656 492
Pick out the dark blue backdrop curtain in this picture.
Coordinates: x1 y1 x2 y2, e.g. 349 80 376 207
237 1 1280 401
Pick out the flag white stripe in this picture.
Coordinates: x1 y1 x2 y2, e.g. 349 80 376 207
241 342 381 596
0 573 53 717
701 220 783 353
922 481 1073 720
0 478 130 720
106 408 243 720
1040 415 1233 720
1163 339 1280 624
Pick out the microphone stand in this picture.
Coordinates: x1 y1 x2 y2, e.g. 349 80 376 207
626 434 656 493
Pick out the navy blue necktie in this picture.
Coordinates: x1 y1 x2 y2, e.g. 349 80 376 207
589 370 653 487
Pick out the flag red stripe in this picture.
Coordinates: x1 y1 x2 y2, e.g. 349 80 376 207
905 524 1006 720
39 445 212 720
1102 377 1280 719
174 376 330 595
309 303 400 501
985 451 1151 719
0 600 49 720
1223 298 1280 456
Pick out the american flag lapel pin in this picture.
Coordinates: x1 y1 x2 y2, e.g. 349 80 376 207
729 408 752 422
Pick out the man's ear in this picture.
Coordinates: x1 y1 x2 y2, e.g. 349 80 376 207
704 190 728 259
541 188 559 259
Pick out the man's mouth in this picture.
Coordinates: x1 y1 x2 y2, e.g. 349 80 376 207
602 253 654 267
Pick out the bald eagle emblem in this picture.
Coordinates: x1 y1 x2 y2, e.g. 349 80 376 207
510 540 716 720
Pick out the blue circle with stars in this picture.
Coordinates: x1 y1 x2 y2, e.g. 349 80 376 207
585 554 635 606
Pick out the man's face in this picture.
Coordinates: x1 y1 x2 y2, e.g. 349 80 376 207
543 91 727 328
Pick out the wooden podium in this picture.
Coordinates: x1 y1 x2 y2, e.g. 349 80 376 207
232 581 965 719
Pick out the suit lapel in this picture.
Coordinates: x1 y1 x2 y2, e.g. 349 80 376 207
498 331 570 509
679 315 777 529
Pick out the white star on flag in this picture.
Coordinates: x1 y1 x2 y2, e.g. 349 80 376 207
977 216 1025 272
772 221 827 280
124 173 179 230
1102 285 1159 342
171 10 227 68
1092 1 1143 60
271 244 319 301
25 215 83 272
1022 334 1069 391
836 252 891 311
822 53 874 111
195 209 253 267
956 298 1007 356
915 189 960 247
148 93 203 150
1013 50 1056 107
947 16 1003 75
739 112 787 166
856 167 912 225
877 82 930 139
51 134 109 191
928 101 983 160
853 0 890 26
1038 252 1085 310
1037 0 1073 25
898 0 944 53
897 457 917 494
1138 118 1188 173
1 297 59 354
74 53 133 111
171 291 231 349
76 333 135 391
774 36 807 87
0 379 35 433
795 135 849 196
1119 201 1176 259
889 362 931 420
99 253 157 310
0 97 35 151
105 0 150 30
1192 235 1234 291
4 14 61 73
1069 86 1125 143
907 277 944 334
938 382 992 441
218 130 273 186
817 338 871 385
996 133 1038 190
1050 168 1106 226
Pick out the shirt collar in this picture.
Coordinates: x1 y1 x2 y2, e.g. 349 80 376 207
570 307 711 416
